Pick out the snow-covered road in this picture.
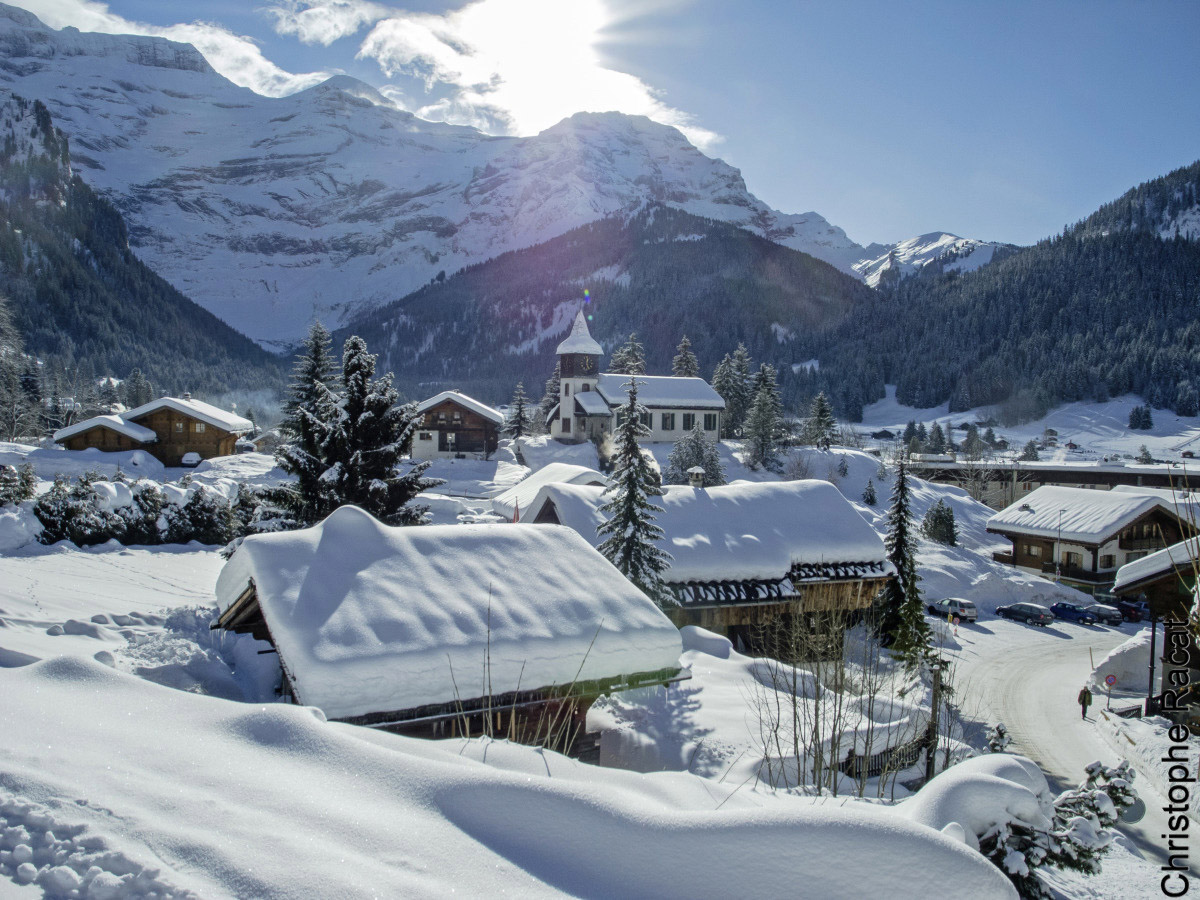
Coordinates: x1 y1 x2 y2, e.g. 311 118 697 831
950 618 1170 868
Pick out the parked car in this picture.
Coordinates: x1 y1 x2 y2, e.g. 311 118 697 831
180 452 202 468
1115 599 1145 623
996 602 1055 626
1085 603 1124 626
927 598 978 623
1050 602 1097 625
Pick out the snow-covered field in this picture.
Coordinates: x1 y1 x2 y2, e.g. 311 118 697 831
0 435 1183 897
858 387 1200 462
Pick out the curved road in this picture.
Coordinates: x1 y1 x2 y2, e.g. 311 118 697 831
951 618 1169 868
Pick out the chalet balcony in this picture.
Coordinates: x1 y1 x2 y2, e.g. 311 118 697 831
1120 537 1171 553
1040 561 1112 585
992 551 1015 565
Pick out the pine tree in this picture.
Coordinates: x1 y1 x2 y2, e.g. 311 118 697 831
597 378 673 607
921 499 958 546
664 421 725 486
671 335 699 378
98 378 120 411
1019 440 1040 461
0 295 35 441
1137 444 1153 464
609 332 646 375
805 391 837 450
962 424 983 460
503 381 534 439
927 423 946 454
538 361 561 432
728 343 753 435
310 336 442 525
902 420 918 444
711 355 738 438
122 368 153 408
862 478 877 506
276 323 338 523
744 364 784 470
876 459 931 667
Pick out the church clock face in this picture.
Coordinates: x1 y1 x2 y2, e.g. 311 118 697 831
581 356 595 374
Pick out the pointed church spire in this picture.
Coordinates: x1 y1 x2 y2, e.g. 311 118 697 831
555 309 603 356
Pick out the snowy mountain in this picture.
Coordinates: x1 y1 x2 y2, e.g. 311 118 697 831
0 3 879 348
852 233 1015 288
1074 159 1200 242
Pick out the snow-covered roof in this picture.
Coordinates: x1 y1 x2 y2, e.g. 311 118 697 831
53 414 158 445
124 396 253 434
574 391 612 416
491 462 607 520
987 485 1177 544
215 506 682 720
524 480 889 584
1109 484 1200 520
555 310 603 356
416 390 504 425
596 374 725 410
1113 537 1200 593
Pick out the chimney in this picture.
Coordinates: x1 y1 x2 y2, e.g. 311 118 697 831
687 466 705 488
181 391 191 401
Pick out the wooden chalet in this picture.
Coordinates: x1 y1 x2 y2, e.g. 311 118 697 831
213 507 686 758
53 394 252 466
521 479 893 651
1113 537 1199 621
987 485 1197 594
412 391 503 460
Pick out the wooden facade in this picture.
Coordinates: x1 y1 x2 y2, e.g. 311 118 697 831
126 408 241 466
62 425 143 455
417 397 500 457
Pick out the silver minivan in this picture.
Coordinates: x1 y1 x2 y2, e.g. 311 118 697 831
927 597 978 623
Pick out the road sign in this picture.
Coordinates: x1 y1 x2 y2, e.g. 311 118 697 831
1104 674 1117 687
1121 797 1146 824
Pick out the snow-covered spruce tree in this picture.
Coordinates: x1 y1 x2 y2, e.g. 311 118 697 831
987 722 1011 753
671 335 699 378
1044 760 1138 879
538 361 561 431
121 368 153 409
927 423 946 454
312 336 442 525
876 459 931 666
1137 444 1153 463
0 462 35 505
664 421 725 486
609 332 646 376
805 391 837 450
276 322 338 524
503 381 534 439
921 499 958 546
862 478 877 506
597 378 674 607
744 364 784 470
711 354 738 437
1019 440 1040 462
0 297 35 442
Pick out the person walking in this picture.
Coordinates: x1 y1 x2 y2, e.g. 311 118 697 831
1078 685 1093 720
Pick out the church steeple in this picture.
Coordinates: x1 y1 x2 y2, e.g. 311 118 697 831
555 310 602 378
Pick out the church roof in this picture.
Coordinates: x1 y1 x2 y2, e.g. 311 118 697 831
555 310 603 356
596 375 725 410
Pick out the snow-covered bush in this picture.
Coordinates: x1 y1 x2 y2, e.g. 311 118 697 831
0 462 35 505
986 723 1011 753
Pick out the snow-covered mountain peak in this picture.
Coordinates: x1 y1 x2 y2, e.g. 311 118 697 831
0 2 213 75
852 231 1012 288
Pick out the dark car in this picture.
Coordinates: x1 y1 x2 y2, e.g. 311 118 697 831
1050 602 1098 625
1085 603 1124 626
1115 599 1145 623
996 602 1055 626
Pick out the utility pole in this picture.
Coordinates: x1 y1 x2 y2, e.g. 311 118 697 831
925 662 944 783
1147 607 1159 716
1056 508 1064 581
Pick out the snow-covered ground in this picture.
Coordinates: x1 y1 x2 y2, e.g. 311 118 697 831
0 435 1184 897
857 387 1200 462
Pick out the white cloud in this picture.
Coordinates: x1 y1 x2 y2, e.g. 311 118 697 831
10 0 331 96
275 0 720 149
265 0 389 47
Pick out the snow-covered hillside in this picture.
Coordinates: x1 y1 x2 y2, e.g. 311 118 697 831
852 232 1011 288
0 3 878 346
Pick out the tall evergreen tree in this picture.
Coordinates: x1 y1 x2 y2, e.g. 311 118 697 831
503 381 534 439
927 422 946 455
609 332 646 375
876 459 931 667
122 368 153 408
744 364 784 470
728 343 753 434
597 379 673 607
711 354 738 438
538 361 561 432
805 391 837 450
1019 440 1040 461
0 295 34 441
664 421 725 487
671 335 699 378
311 336 441 525
276 323 338 523
921 499 958 546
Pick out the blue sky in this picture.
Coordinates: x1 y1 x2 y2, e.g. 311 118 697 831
17 0 1200 246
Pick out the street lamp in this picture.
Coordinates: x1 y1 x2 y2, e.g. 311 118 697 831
1056 508 1064 582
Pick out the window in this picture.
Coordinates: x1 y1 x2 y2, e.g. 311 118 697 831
561 417 571 433
194 422 206 433
565 384 571 396
682 413 695 431
1099 554 1115 569
1063 551 1082 568
703 413 717 431
581 384 590 392
174 421 184 434
1025 544 1041 558
661 413 675 431
639 412 652 428
418 432 432 441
